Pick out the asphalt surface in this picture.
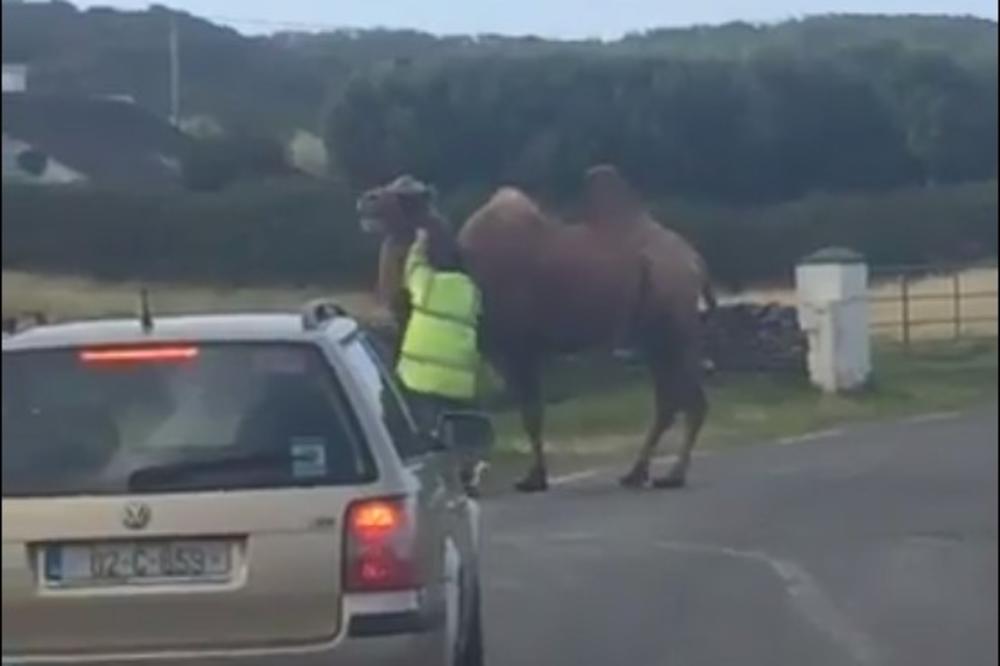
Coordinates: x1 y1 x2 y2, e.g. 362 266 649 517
481 407 998 666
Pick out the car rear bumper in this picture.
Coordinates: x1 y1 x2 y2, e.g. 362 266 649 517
3 635 447 666
2 591 450 666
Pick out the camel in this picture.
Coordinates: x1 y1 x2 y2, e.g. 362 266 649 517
356 167 714 492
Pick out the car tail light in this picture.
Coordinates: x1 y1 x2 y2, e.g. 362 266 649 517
79 346 200 364
344 497 420 592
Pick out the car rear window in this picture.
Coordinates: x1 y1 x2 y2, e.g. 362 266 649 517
2 343 375 498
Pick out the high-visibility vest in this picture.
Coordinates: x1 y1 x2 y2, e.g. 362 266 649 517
397 241 481 401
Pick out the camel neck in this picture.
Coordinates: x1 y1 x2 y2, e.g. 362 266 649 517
377 237 410 307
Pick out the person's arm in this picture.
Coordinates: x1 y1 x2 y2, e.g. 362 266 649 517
391 290 412 357
391 232 429 363
471 287 487 400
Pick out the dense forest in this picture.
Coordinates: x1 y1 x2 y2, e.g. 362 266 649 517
2 3 997 287
328 46 997 204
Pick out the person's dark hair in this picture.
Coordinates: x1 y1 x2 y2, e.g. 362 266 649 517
423 214 464 272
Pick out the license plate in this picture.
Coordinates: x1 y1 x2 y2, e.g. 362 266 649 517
44 540 233 586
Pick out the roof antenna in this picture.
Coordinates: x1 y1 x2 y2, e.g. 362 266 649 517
139 288 154 332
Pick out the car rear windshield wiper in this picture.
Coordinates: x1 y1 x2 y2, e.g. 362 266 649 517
127 452 288 491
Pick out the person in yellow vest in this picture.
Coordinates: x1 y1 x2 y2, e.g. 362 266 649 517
390 181 487 496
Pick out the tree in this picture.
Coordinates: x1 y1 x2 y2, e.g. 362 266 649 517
327 47 995 204
182 132 289 191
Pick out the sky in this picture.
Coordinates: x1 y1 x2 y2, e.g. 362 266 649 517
71 0 999 38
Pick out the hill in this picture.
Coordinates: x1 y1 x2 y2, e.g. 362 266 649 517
620 15 998 64
2 3 996 142
1 1 327 135
2 92 192 188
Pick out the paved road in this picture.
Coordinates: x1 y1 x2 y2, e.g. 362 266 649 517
481 407 998 666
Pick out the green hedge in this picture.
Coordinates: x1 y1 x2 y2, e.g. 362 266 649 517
2 180 996 289
652 181 998 289
2 181 376 286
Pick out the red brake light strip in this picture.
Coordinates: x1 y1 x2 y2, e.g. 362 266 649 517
79 346 200 364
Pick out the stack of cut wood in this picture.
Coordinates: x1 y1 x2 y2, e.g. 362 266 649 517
703 303 807 373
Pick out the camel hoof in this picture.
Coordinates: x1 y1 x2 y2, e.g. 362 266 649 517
652 476 687 489
619 468 650 489
514 470 549 493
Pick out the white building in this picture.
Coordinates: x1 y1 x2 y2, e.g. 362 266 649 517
2 64 28 93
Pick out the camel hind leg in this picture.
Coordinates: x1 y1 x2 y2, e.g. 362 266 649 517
622 312 709 490
620 358 678 488
653 357 708 489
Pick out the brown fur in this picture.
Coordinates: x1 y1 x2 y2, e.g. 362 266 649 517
459 189 646 354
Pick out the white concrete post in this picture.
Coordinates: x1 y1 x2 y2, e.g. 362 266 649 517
796 248 871 393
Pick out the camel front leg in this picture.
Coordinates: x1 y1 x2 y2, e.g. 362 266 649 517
504 356 549 492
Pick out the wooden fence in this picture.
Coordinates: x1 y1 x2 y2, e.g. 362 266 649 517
868 264 998 347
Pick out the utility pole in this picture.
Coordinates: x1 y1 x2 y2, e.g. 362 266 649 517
168 13 180 125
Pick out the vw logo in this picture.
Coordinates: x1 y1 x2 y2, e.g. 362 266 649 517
122 502 152 530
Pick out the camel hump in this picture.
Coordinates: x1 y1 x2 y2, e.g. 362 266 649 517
583 165 646 229
488 187 543 215
465 187 549 235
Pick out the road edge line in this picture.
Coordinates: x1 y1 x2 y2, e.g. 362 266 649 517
901 410 962 425
776 428 844 446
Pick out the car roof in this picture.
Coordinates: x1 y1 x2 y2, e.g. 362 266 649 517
2 313 359 352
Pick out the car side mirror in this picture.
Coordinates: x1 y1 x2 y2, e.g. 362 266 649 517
436 411 495 452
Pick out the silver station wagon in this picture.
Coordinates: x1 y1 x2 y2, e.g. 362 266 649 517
2 302 490 666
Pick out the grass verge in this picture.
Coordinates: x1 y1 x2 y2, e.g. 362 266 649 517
483 339 997 487
4 270 995 488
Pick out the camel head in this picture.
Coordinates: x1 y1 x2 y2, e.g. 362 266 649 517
356 175 457 309
356 175 436 244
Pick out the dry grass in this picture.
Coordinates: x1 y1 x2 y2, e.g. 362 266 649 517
724 266 998 340
4 266 996 341
1 271 384 324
